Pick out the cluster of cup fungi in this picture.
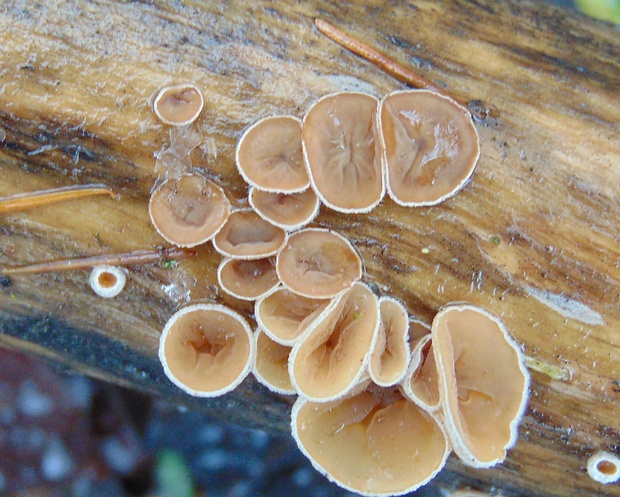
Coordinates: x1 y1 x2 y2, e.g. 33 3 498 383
147 82 533 496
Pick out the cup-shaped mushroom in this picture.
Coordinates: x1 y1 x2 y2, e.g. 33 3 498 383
369 297 411 387
289 282 380 402
276 228 362 299
158 304 255 397
432 304 529 468
401 334 441 414
255 286 332 346
153 83 204 126
249 186 320 231
89 265 127 298
291 384 450 496
302 92 385 212
213 209 287 259
587 451 620 484
236 115 309 193
149 174 231 248
217 257 279 301
252 328 295 395
379 90 480 206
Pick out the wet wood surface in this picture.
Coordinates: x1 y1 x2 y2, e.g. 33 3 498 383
0 1 618 496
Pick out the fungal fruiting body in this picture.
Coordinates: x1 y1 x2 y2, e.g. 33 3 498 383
432 304 529 468
149 174 231 247
159 304 254 397
153 83 204 125
401 333 441 414
587 451 620 484
89 265 126 298
217 257 279 301
249 187 320 231
291 384 450 496
252 328 295 395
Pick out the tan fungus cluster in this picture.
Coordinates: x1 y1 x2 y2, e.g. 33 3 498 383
150 85 528 496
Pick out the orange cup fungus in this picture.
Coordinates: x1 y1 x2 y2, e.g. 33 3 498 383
153 83 204 126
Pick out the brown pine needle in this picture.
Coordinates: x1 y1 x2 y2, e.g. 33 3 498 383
0 184 115 214
314 18 487 120
2 247 196 275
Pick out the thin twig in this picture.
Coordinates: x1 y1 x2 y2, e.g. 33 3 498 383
0 184 115 214
315 18 488 120
2 247 196 275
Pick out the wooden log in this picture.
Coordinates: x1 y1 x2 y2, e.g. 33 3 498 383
0 1 618 495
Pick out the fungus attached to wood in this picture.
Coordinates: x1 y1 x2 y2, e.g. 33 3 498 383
236 115 309 192
153 83 204 126
302 92 384 212
255 286 332 346
587 451 620 484
252 328 295 395
289 282 380 401
249 186 320 231
369 297 411 387
88 265 126 298
149 174 231 248
158 303 254 397
432 304 529 468
276 228 362 299
379 90 480 206
402 334 441 413
291 384 449 496
217 257 279 301
212 209 287 259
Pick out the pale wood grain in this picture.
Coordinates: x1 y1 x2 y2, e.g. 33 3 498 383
0 1 618 496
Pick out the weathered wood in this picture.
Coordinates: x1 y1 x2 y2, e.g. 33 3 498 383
0 1 618 495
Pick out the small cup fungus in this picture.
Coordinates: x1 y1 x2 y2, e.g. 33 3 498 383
252 328 295 395
255 286 332 346
249 186 320 231
401 334 441 413
212 209 287 260
291 384 449 496
302 92 385 212
587 451 620 484
432 304 529 468
289 282 380 402
149 174 231 248
217 257 279 301
236 115 309 193
153 83 204 126
276 228 362 299
158 304 254 397
369 297 411 387
379 90 480 206
88 265 126 298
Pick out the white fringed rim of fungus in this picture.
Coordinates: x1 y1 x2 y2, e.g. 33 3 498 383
378 89 480 207
302 92 385 213
432 304 530 468
153 83 204 126
158 304 255 397
401 334 442 414
251 328 296 395
587 451 620 484
236 115 309 193
89 265 127 298
248 186 320 232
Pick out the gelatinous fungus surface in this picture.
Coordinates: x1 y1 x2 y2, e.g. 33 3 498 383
153 83 204 126
159 304 254 397
379 90 480 206
149 174 231 247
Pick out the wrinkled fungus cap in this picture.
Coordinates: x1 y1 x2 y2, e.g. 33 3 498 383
88 265 126 298
252 328 295 395
217 257 279 301
236 115 309 193
289 282 380 401
379 90 480 206
158 303 254 397
369 297 411 387
249 186 320 231
432 304 529 468
291 384 449 496
213 209 287 259
302 92 385 212
153 83 204 126
149 174 231 248
255 286 331 346
276 228 362 299
587 451 620 484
